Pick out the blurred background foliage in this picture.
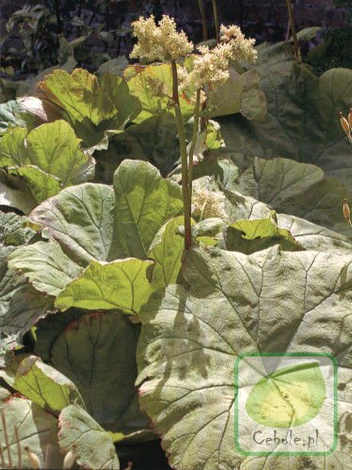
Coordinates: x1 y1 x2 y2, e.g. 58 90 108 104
1 0 352 100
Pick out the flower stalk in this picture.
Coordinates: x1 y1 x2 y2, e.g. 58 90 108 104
188 88 201 190
171 59 192 249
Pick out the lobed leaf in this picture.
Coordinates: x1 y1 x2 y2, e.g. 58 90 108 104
36 68 141 146
0 120 94 186
25 120 94 185
0 120 95 211
126 63 194 123
13 161 183 307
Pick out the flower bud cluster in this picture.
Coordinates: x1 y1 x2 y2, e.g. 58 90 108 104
130 15 257 93
182 44 230 91
192 187 227 220
130 15 194 63
182 25 257 91
220 24 257 63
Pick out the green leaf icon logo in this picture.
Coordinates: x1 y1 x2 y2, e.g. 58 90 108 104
245 362 326 428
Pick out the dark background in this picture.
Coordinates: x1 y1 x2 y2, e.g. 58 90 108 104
1 0 352 78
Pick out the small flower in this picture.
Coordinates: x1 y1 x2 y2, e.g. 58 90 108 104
130 15 194 63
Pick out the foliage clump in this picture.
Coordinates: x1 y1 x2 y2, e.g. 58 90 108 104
2 9 352 470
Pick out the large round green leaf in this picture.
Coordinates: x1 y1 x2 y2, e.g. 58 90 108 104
8 160 184 312
0 120 95 212
27 160 183 266
136 246 352 469
0 121 95 186
126 63 193 123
